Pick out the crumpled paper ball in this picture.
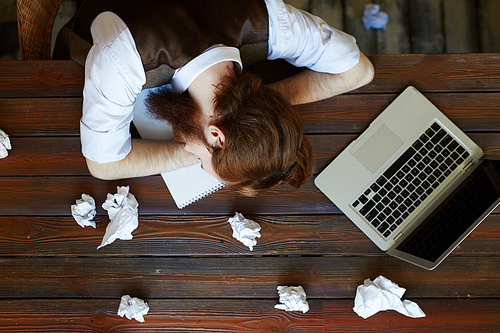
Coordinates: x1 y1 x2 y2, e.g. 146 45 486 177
71 193 97 228
117 295 149 322
227 212 261 251
362 4 389 30
97 186 139 249
0 129 12 159
275 285 309 313
353 275 426 319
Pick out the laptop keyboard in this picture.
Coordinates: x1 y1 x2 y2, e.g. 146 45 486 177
351 122 471 239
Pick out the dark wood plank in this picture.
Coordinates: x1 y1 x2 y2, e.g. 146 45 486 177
2 168 500 216
0 97 82 136
0 61 84 98
324 299 500 333
0 299 324 332
0 256 498 298
0 214 498 257
0 299 497 332
2 92 499 137
443 0 480 53
409 0 444 53
478 0 500 53
366 54 500 93
298 93 500 134
3 132 500 176
2 54 500 100
0 176 339 216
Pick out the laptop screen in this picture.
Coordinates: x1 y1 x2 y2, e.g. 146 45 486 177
395 160 500 262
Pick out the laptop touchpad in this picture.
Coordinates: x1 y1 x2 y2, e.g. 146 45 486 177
350 122 404 173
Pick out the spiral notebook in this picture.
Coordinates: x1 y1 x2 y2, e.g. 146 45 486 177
132 88 225 209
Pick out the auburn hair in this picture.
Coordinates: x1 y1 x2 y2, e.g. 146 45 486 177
210 70 314 196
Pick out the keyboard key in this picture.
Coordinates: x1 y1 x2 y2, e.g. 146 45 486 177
406 184 415 192
425 128 435 137
359 195 368 204
423 156 431 164
393 185 402 193
431 129 446 144
383 230 392 238
457 146 465 154
389 202 398 210
414 154 422 161
390 177 399 185
412 140 423 150
440 134 452 147
422 181 430 189
385 183 393 191
387 216 395 224
404 199 413 207
365 209 379 221
431 123 441 132
360 200 375 215
425 142 433 150
396 218 403 225
463 151 470 159
426 187 434 195
416 187 424 195
373 194 382 202
442 149 450 157
420 193 428 201
376 203 384 211
410 193 419 201
428 175 436 183
370 183 380 192
414 199 422 207
395 195 404 204
401 189 410 197
382 197 390 205
371 219 381 228
435 145 443 153
408 159 417 167
428 150 437 159
408 206 416 213
392 210 401 218
390 224 397 231
402 212 409 219
419 134 429 143
448 140 458 151
398 204 407 213
419 148 428 156
383 207 392 216
353 200 360 207
396 171 405 179
399 179 408 188
364 189 371 196
376 176 387 186
379 188 388 197
383 147 416 179
378 222 389 233
418 172 427 181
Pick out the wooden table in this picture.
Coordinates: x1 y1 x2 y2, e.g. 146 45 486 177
0 54 499 331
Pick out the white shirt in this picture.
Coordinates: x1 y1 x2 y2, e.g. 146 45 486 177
81 0 360 163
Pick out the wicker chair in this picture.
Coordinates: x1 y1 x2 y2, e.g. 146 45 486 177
17 0 66 60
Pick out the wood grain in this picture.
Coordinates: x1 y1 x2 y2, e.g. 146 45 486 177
0 214 498 257
1 92 500 137
0 256 498 298
0 299 497 332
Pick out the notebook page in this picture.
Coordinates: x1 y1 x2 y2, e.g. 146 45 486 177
132 88 225 209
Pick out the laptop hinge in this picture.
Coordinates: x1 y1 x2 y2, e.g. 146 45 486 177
393 232 404 243
463 160 475 172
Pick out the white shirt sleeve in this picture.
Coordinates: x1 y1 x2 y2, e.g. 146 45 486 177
81 12 146 163
264 0 360 74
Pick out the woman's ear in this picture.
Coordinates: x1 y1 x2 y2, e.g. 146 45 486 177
208 124 225 148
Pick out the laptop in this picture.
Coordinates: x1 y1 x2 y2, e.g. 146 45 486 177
315 86 500 270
